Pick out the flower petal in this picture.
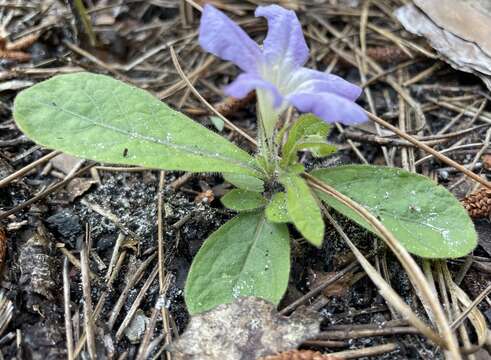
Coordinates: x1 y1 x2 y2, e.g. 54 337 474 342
255 5 309 69
288 92 367 125
288 68 362 101
199 5 263 73
224 73 283 107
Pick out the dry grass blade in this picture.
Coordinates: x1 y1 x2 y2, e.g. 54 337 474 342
259 349 342 360
80 199 142 242
438 263 488 355
6 32 40 52
115 265 159 341
450 284 490 346
108 253 156 330
0 150 60 188
63 257 74 360
4 2 491 359
169 46 257 146
314 323 419 340
280 260 360 315
58 247 97 280
135 305 161 360
73 250 127 358
358 0 390 166
0 163 94 220
313 14 426 123
158 171 167 291
0 227 6 273
0 290 13 336
366 111 491 189
305 174 460 358
136 273 172 360
422 260 438 326
0 49 31 62
438 262 474 357
105 233 126 281
80 234 96 359
185 0 203 12
328 342 399 359
158 53 211 99
322 208 444 347
428 97 491 124
157 171 173 360
63 40 131 82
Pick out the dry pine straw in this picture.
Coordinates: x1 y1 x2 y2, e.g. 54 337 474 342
1 0 491 359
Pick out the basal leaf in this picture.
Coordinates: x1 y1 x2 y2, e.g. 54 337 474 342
221 189 266 211
265 192 290 223
312 165 477 258
281 174 324 247
223 172 265 192
13 73 260 176
185 211 290 314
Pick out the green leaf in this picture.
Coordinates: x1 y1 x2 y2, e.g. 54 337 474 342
283 114 330 157
293 135 337 158
312 165 477 258
221 189 266 211
223 172 265 192
281 174 325 247
13 73 260 176
282 114 332 165
285 163 306 175
265 192 290 223
185 211 290 314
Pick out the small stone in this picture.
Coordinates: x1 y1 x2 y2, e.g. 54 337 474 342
124 309 149 344
437 169 449 181
45 210 82 247
96 235 115 251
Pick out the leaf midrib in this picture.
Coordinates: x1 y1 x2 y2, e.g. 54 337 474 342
325 182 460 230
315 169 462 230
28 94 259 175
233 213 267 290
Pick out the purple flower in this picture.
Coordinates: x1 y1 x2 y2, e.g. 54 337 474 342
199 4 367 127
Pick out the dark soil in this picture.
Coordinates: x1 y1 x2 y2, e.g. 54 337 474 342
0 1 490 359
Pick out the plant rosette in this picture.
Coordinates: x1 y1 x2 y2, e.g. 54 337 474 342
12 5 477 315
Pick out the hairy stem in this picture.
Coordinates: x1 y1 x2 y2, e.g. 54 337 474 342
256 90 280 176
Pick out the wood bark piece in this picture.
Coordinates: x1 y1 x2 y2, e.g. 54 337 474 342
395 4 491 90
414 0 491 58
19 224 56 301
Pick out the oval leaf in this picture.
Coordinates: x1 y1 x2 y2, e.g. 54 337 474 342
13 73 260 176
282 113 331 165
312 165 477 258
281 174 324 247
294 135 337 158
185 211 290 314
223 172 265 192
221 189 266 211
283 114 330 155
